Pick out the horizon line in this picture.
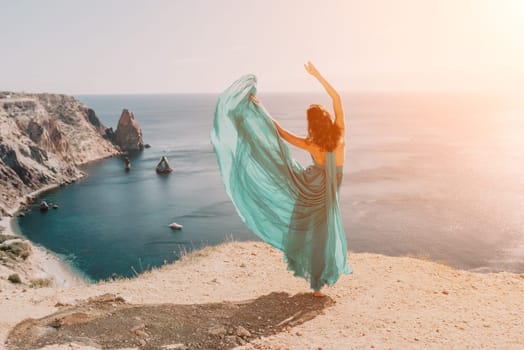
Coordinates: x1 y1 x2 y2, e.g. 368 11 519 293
2 89 521 97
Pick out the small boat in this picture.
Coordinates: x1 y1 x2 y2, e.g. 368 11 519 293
169 222 183 230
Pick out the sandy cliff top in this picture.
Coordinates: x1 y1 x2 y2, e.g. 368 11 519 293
1 241 523 349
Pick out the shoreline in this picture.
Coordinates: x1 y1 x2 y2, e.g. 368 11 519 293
0 152 125 289
8 215 88 286
0 173 92 290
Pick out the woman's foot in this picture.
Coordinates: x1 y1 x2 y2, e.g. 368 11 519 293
312 291 325 297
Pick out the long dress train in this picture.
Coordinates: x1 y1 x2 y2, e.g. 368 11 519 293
211 74 351 290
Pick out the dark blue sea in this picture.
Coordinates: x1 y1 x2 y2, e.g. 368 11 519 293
15 92 524 281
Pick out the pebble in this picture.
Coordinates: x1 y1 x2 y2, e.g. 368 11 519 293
130 323 146 336
236 325 251 338
162 344 187 350
208 325 227 337
135 329 148 337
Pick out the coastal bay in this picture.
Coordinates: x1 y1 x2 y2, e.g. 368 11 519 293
9 92 524 283
1 91 523 349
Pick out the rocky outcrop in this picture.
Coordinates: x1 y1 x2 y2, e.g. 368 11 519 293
156 156 173 174
114 109 144 152
0 92 120 215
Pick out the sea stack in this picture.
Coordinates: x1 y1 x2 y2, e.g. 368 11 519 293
114 109 144 152
39 200 49 212
156 156 173 174
124 156 131 172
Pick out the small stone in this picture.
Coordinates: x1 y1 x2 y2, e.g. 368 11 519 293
442 290 449 295
135 330 148 337
139 339 147 346
161 344 187 350
225 335 237 342
236 326 251 338
240 263 246 268
208 325 227 337
130 324 146 336
49 319 62 329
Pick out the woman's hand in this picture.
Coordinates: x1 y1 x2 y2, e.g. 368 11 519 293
304 61 320 78
249 94 260 105
304 61 345 132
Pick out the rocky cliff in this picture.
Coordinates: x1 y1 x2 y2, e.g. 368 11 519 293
113 109 144 152
0 92 120 215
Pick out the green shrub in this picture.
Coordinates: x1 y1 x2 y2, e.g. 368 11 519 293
8 273 21 284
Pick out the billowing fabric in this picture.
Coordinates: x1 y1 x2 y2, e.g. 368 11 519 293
211 74 351 290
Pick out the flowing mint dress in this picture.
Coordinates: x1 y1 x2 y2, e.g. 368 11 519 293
211 75 351 291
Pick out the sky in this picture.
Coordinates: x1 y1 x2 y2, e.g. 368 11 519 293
0 0 523 94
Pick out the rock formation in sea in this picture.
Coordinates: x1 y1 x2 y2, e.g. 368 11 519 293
156 155 173 174
0 91 120 215
113 109 144 152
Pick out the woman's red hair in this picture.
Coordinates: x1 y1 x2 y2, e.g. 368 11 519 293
306 105 341 152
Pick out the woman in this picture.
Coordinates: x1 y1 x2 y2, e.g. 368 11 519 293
211 62 351 296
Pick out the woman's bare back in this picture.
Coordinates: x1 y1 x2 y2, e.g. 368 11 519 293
310 140 345 167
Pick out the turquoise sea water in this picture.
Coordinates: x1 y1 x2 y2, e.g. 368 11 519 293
15 93 524 281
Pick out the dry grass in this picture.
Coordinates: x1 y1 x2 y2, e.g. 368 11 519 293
0 240 31 260
176 235 237 265
29 277 53 288
0 233 19 244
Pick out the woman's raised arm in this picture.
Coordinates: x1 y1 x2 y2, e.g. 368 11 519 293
304 62 345 133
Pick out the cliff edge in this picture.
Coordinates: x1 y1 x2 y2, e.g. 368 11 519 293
0 92 120 216
1 241 523 349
